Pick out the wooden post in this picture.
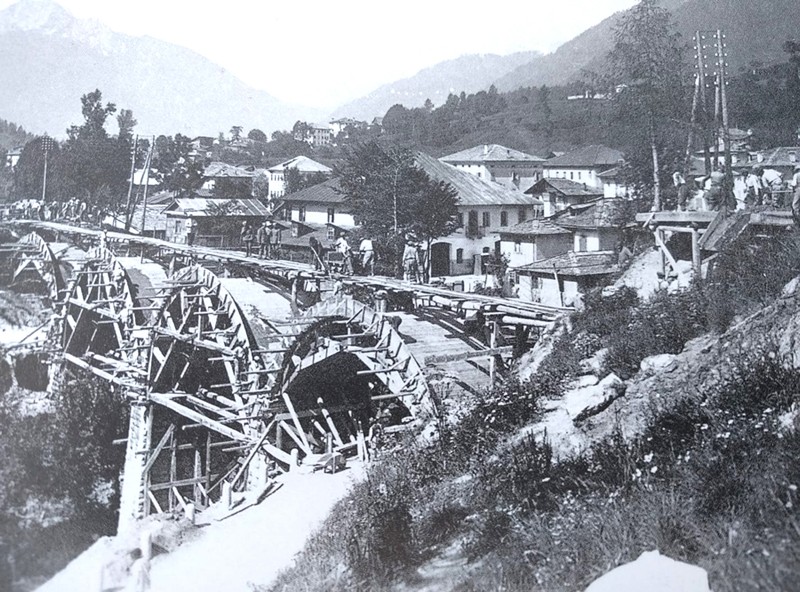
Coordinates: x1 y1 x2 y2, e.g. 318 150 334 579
326 432 333 454
691 226 702 279
169 430 177 511
290 448 299 470
489 321 498 384
222 481 232 510
193 446 202 505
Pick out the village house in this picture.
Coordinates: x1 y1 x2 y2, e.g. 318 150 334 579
329 118 367 138
5 147 22 169
439 144 545 191
524 178 603 217
514 251 619 306
189 136 216 159
278 177 354 240
498 219 573 269
295 123 334 147
162 194 271 247
541 144 624 191
597 166 633 198
754 146 800 180
201 162 256 193
414 153 543 277
267 156 333 199
502 198 632 304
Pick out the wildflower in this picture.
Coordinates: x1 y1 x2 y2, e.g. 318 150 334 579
789 484 798 492
650 466 658 474
644 452 654 463
700 423 709 430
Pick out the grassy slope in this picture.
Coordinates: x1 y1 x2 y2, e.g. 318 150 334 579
264 237 800 591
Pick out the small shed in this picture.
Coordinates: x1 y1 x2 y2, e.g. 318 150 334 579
515 250 618 306
162 195 272 247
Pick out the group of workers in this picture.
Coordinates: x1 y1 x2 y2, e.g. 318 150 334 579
671 163 800 213
239 219 281 258
1 197 91 223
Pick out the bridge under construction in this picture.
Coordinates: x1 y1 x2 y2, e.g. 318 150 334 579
0 220 568 532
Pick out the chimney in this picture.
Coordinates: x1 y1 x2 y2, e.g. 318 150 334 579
790 151 797 164
757 153 764 163
483 144 489 156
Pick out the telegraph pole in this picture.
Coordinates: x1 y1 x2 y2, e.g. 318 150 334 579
41 135 55 204
124 135 139 231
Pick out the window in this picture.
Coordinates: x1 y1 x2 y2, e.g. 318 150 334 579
578 234 587 251
291 224 299 238
482 212 490 227
477 172 482 178
577 171 582 180
298 205 306 222
284 204 292 220
457 212 464 227
456 248 464 264
518 208 527 224
327 207 335 224
500 211 508 226
326 226 335 241
570 171 574 180
514 241 521 253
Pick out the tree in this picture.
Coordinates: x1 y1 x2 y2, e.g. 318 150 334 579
116 109 137 142
338 141 458 276
248 128 267 143
13 136 63 200
605 0 686 210
285 168 328 195
230 126 243 142
156 134 205 197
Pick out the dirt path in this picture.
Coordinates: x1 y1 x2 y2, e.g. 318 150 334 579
148 465 364 592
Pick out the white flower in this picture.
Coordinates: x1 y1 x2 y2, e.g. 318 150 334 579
644 452 654 463
650 466 658 474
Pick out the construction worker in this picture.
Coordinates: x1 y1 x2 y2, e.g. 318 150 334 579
256 219 271 258
185 218 197 246
672 170 687 211
402 238 420 282
359 236 375 275
336 236 353 275
744 166 765 207
791 164 800 226
240 221 254 257
705 171 735 212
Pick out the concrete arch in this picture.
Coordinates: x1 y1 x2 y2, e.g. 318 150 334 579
12 232 63 299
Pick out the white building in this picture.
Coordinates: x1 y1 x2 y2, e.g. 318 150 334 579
267 156 333 199
439 144 545 191
541 145 624 191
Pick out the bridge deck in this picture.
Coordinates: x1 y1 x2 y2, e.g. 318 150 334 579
7 220 569 322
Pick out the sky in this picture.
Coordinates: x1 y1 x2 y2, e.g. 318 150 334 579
1 0 640 110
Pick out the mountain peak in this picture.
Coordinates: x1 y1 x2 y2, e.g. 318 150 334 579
0 0 74 34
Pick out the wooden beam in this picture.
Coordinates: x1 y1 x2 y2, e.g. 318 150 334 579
149 394 250 442
143 424 176 475
424 345 513 365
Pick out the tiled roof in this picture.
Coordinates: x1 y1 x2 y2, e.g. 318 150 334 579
440 144 545 163
524 178 604 197
414 152 538 206
499 219 571 237
543 145 624 168
164 197 271 217
516 250 618 277
596 166 622 179
203 161 256 178
268 155 333 174
281 178 346 204
554 198 633 229
759 147 800 168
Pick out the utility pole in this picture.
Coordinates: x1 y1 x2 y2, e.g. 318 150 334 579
715 29 733 215
139 137 155 236
40 135 54 204
124 135 139 231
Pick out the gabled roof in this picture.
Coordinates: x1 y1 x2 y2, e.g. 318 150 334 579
268 156 333 174
516 250 618 277
414 152 537 207
758 147 800 168
163 197 271 217
204 162 255 179
524 178 604 198
554 198 633 230
500 219 571 237
440 144 545 163
281 178 345 204
543 145 624 168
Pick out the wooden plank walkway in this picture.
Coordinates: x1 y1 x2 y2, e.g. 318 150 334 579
4 220 570 322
